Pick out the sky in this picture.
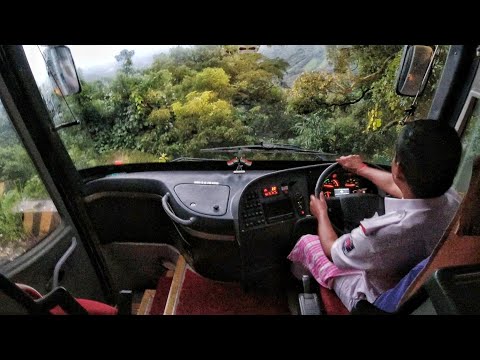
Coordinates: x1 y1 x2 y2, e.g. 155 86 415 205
23 45 188 87
68 45 180 69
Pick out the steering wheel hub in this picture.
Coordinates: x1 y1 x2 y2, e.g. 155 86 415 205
314 162 385 233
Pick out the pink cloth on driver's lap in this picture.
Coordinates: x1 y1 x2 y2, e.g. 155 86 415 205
287 234 362 289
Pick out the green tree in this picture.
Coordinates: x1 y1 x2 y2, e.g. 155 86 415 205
219 52 287 107
167 46 225 71
289 46 401 115
189 67 232 99
171 91 251 155
115 49 135 75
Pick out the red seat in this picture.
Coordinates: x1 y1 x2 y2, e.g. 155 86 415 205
50 298 118 315
16 283 118 315
319 287 349 315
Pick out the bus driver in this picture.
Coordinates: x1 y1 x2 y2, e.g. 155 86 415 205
288 119 462 311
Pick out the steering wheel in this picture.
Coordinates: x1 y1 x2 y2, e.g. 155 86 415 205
314 162 386 234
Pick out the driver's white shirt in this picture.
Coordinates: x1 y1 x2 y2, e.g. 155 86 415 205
330 187 461 306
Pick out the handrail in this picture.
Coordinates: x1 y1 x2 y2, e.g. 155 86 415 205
53 237 77 289
162 192 197 226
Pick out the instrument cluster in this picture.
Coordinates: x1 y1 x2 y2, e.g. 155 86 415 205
321 170 372 198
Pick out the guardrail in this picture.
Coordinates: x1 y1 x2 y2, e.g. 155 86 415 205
15 200 60 237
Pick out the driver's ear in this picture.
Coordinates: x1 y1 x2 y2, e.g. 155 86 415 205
393 161 407 182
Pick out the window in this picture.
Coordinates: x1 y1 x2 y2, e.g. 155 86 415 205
453 95 480 195
22 45 448 169
0 102 61 266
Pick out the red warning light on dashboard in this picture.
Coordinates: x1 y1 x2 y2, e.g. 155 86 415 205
262 185 279 197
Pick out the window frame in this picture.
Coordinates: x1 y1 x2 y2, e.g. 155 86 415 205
455 90 480 137
452 65 480 196
0 45 114 302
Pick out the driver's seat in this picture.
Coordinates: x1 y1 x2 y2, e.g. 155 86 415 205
329 155 480 315
353 156 480 314
293 156 480 315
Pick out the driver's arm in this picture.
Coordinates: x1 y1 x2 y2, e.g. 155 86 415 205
337 155 403 198
310 192 338 261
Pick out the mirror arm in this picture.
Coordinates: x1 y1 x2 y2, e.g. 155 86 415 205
54 120 80 131
400 104 417 125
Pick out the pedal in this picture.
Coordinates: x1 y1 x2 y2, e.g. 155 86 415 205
298 275 321 315
298 292 322 315
118 290 133 315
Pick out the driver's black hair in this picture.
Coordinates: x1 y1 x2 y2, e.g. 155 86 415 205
394 119 462 198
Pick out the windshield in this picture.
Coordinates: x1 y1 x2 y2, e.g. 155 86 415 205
23 45 448 167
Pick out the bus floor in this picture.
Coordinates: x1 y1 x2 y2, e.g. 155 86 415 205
135 255 292 315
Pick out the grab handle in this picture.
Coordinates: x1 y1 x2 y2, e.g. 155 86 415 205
53 237 77 289
162 192 197 226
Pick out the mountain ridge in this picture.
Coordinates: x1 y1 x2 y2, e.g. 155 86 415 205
79 45 333 85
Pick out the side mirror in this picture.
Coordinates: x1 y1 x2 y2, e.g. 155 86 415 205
44 46 81 96
395 45 435 97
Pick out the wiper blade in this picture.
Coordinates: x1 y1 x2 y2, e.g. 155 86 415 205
170 157 224 162
200 142 336 158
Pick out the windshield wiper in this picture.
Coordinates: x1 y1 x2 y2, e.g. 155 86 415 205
200 142 336 160
170 157 224 162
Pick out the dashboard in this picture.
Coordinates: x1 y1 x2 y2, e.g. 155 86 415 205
83 163 380 288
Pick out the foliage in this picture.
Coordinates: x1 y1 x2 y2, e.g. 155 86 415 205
289 72 339 114
291 45 447 164
57 45 448 167
0 108 18 147
147 108 171 127
171 91 251 155
0 145 35 186
367 105 383 131
188 67 232 99
65 46 291 160
294 102 400 164
219 53 287 112
23 175 48 199
61 127 101 168
0 189 24 246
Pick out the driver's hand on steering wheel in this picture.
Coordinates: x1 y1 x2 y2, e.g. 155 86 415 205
337 154 367 174
310 192 328 221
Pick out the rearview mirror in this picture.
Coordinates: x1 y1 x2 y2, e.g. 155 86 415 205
395 45 435 97
44 45 81 96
